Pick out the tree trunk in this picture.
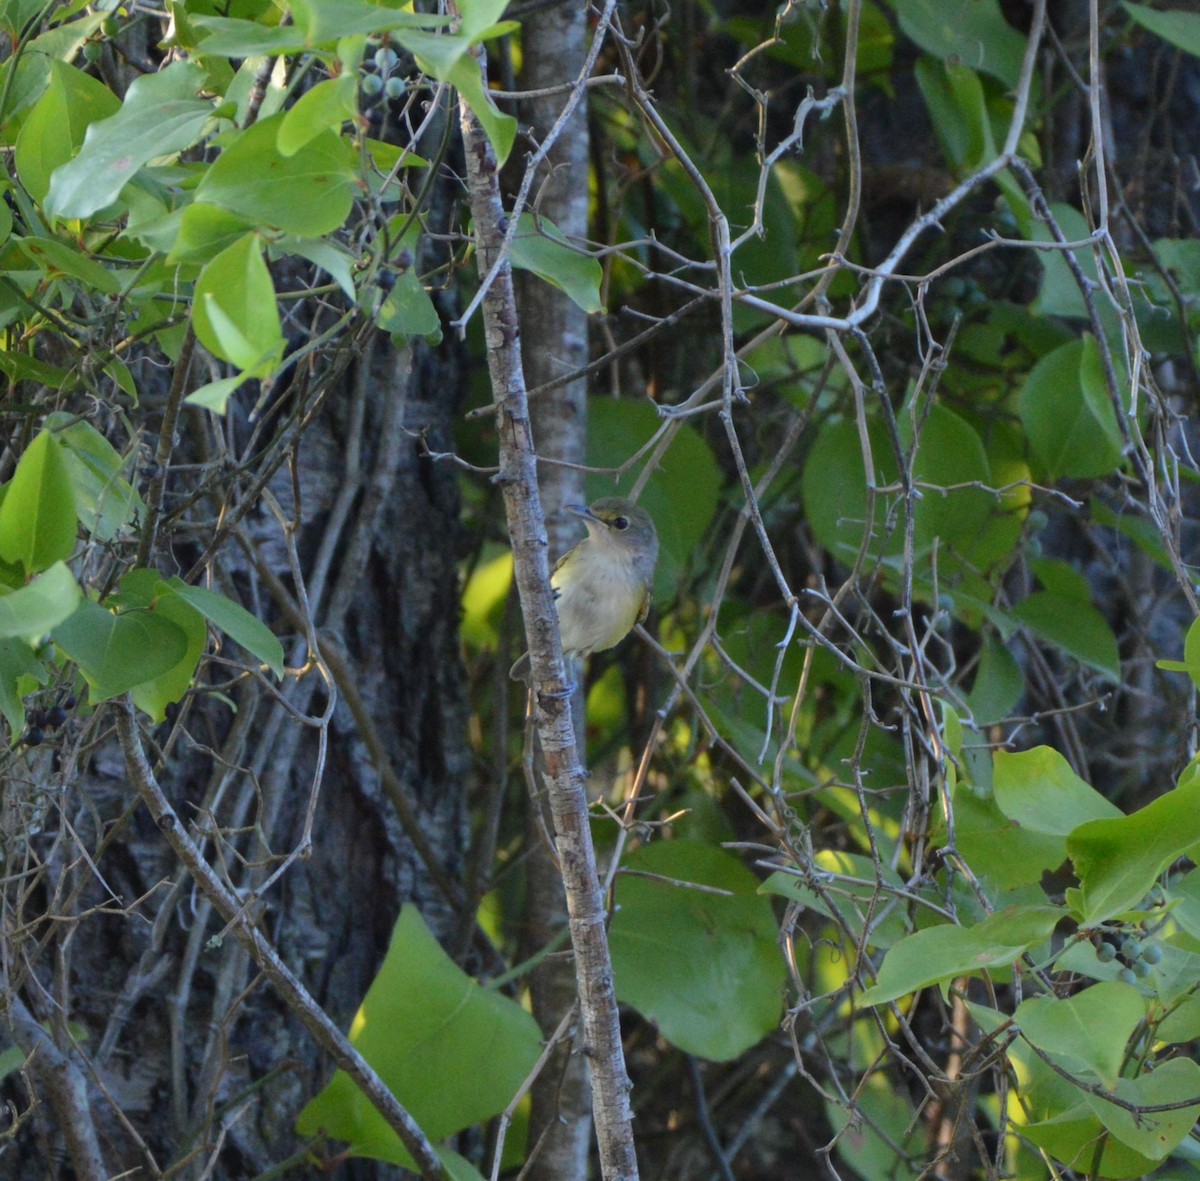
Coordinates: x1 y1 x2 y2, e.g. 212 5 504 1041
0 285 470 1181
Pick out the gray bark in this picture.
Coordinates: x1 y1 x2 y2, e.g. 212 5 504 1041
0 287 470 1180
513 4 595 1179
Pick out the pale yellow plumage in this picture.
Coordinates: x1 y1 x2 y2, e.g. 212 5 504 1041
509 498 658 682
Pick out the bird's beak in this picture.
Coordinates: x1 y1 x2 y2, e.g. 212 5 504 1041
565 503 599 524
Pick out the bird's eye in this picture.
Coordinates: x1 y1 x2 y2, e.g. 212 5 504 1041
613 516 630 530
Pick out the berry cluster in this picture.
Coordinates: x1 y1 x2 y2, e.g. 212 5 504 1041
1094 929 1164 985
361 46 406 101
23 695 76 747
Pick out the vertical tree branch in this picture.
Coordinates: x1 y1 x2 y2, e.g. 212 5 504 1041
513 4 594 1177
457 48 639 1181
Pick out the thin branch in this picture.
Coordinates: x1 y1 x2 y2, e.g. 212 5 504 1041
115 700 447 1181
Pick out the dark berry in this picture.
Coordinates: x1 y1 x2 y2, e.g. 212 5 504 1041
25 726 45 747
46 706 67 728
27 708 46 727
63 695 77 710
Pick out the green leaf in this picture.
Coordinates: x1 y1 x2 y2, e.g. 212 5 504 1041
902 404 996 560
460 548 512 650
375 270 440 339
0 562 81 639
194 115 357 237
45 414 143 543
1026 202 1107 322
1011 588 1120 681
1090 496 1172 571
45 61 215 220
1084 1058 1200 1161
1157 983 1200 1044
1012 1037 1161 1180
993 747 1122 838
858 904 1060 1005
609 841 785 1061
915 59 996 172
14 60 120 203
826 1075 927 1181
509 213 604 314
0 636 42 736
291 0 449 44
277 74 358 156
186 16 310 56
1019 336 1124 479
0 351 70 389
1123 3 1200 56
0 430 78 573
113 571 209 723
165 580 284 676
803 406 1017 603
965 633 1023 724
277 237 357 302
951 784 1070 889
1067 767 1200 923
295 906 541 1167
585 398 721 603
16 235 121 295
53 598 191 700
390 0 518 164
167 204 256 265
1156 614 1200 689
1169 867 1200 942
443 53 517 165
1016 982 1144 1088
889 0 1028 86
184 373 249 414
761 849 909 948
192 234 285 375
396 0 511 77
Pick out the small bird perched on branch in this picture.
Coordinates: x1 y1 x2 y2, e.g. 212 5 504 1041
510 497 659 682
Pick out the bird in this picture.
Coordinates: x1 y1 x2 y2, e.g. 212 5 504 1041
509 497 658 682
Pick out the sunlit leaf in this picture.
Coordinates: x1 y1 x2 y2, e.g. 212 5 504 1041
0 430 78 573
296 906 541 1167
858 905 1060 1005
45 61 215 220
192 234 284 375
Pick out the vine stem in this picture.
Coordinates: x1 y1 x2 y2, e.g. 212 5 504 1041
456 46 640 1181
115 700 447 1181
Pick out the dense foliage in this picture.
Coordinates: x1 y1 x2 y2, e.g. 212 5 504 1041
2 0 1200 1178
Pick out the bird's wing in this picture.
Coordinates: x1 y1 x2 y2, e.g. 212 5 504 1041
637 579 652 625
